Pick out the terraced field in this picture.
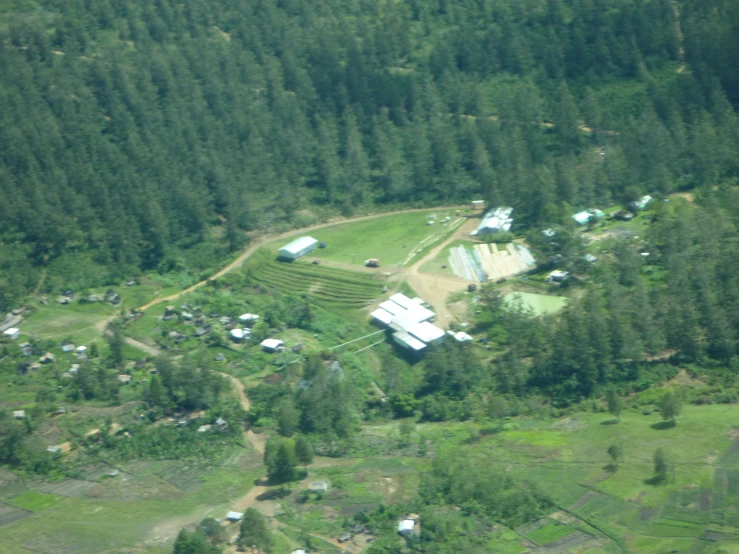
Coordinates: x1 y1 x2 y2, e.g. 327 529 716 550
244 249 385 312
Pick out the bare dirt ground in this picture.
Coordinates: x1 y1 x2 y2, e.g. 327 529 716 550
405 218 478 328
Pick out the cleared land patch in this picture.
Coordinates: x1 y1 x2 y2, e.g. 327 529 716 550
276 211 459 267
245 249 385 312
8 491 62 512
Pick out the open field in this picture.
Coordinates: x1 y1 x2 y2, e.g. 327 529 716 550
245 249 386 314
20 303 115 343
274 210 461 267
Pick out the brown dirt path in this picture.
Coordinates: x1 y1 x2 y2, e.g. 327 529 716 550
137 206 467 312
405 218 478 328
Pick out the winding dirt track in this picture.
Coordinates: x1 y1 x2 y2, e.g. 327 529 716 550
137 206 466 312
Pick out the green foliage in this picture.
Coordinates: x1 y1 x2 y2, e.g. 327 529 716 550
606 388 623 421
239 508 273 552
658 392 683 423
294 435 314 470
173 528 219 554
653 447 671 484
264 439 298 486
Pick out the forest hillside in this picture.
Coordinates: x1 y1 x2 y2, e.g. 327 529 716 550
1 0 738 309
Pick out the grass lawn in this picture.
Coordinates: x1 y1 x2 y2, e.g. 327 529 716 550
8 491 61 512
274 210 460 267
21 303 115 343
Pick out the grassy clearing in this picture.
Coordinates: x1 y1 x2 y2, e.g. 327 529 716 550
274 210 460 266
8 491 61 512
21 303 114 343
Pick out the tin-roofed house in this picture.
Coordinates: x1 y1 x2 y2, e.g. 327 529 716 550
278 236 319 260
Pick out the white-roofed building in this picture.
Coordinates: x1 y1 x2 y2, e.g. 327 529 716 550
398 519 415 536
226 511 243 521
471 207 513 236
239 313 260 323
389 293 418 311
371 308 394 326
229 328 250 342
261 338 285 352
379 300 405 317
278 236 319 260
3 328 20 340
392 331 426 352
407 322 446 345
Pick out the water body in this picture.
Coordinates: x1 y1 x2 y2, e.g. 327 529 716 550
503 292 568 315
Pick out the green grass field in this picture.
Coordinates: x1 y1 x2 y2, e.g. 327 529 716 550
274 210 460 267
8 491 61 512
245 249 386 314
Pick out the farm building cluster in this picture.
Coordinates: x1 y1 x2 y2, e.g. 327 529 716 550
470 206 514 236
371 293 459 353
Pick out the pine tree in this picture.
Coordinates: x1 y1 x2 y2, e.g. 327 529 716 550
238 508 273 553
294 435 313 473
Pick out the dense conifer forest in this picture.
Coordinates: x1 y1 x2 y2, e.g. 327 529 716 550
1 0 738 310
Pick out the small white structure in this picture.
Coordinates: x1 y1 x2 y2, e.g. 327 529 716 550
76 346 87 355
215 417 227 427
471 206 513 236
572 209 604 225
108 469 120 477
449 331 474 342
181 312 193 321
630 195 652 211
117 374 132 384
471 200 485 209
279 236 319 260
226 511 244 522
261 338 284 352
69 364 80 374
3 328 20 340
398 519 415 536
546 270 570 283
13 410 25 419
47 445 62 454
229 328 250 342
239 313 260 323
197 424 213 433
310 481 329 493
62 343 75 353
291 550 307 554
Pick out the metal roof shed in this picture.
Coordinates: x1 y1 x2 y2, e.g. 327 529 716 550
226 511 243 521
261 338 284 352
392 332 426 352
398 519 415 535
278 236 319 260
371 308 394 326
407 322 446 345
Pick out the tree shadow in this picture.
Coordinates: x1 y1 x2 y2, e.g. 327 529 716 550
600 418 620 426
651 420 676 430
603 463 619 473
644 474 667 486
257 488 292 501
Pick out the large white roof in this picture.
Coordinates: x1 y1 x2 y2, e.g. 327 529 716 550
379 300 405 316
279 236 318 255
3 327 19 335
393 331 426 351
389 293 417 311
407 321 445 344
371 309 394 326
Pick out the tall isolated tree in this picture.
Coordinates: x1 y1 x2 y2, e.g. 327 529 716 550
606 388 623 421
106 321 125 369
658 391 682 425
294 435 313 473
238 508 273 553
652 447 670 484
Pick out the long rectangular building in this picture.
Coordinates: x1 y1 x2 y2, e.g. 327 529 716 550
278 236 319 259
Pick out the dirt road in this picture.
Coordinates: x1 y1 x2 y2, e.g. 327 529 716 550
219 372 266 455
137 206 466 312
405 218 478 328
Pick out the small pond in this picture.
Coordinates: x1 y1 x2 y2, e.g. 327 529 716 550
503 292 568 316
